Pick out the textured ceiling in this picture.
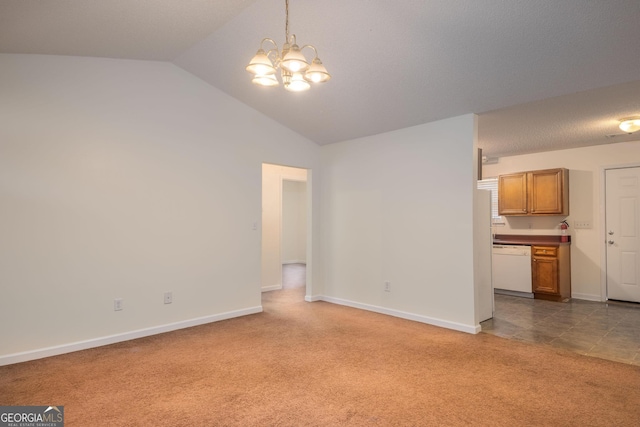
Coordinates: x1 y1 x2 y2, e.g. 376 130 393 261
2 0 640 158
0 0 256 60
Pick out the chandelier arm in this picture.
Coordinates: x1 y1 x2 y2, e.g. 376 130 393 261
259 38 279 52
259 38 282 65
300 44 319 59
285 34 297 47
265 49 281 64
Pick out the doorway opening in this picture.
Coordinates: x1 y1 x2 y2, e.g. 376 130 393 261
282 263 306 290
261 163 309 300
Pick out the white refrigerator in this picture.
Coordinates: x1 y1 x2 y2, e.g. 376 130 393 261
474 189 494 323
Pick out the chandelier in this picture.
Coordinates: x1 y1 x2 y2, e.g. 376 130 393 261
245 0 331 92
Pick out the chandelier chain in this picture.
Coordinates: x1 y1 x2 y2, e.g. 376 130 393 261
285 0 289 41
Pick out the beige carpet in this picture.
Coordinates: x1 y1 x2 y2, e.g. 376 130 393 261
1 286 639 426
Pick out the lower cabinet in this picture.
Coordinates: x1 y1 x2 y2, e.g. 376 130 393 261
532 245 571 302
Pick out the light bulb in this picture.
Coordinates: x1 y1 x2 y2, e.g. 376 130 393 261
284 72 310 92
246 49 276 75
281 44 309 73
304 57 331 83
288 61 302 72
252 74 279 87
309 73 322 83
619 117 640 133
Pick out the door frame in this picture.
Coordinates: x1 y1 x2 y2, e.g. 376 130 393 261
261 163 313 299
599 162 640 301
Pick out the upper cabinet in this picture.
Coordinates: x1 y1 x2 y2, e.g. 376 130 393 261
498 168 569 216
498 172 528 215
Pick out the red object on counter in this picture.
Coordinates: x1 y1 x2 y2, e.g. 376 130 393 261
560 222 569 242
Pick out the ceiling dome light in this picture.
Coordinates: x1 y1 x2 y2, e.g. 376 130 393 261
619 117 640 133
245 0 330 92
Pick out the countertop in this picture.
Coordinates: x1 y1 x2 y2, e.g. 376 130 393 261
493 234 571 246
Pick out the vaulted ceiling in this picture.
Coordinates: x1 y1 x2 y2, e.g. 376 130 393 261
2 0 640 157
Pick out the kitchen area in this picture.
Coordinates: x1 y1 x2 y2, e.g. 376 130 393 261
479 163 640 365
492 167 571 302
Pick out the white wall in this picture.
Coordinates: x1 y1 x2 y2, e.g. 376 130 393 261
482 139 640 300
319 114 479 333
282 180 307 263
0 54 321 363
0 54 487 362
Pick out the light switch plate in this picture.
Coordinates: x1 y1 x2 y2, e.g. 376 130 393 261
574 220 592 229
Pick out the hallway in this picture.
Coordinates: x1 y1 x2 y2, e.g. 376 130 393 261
281 263 306 290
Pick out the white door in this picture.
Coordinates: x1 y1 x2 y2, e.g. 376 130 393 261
606 167 640 302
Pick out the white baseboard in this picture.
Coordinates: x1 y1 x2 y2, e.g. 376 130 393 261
304 295 323 302
317 296 480 334
494 289 534 299
571 292 603 302
0 306 263 366
261 284 282 292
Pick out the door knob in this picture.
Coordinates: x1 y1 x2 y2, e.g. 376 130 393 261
608 240 615 245
608 231 614 235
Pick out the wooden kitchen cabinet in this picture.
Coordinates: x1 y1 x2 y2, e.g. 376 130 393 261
497 172 527 215
498 168 569 216
531 244 571 302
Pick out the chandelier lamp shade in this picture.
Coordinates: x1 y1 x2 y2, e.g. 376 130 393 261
619 117 640 134
246 0 331 92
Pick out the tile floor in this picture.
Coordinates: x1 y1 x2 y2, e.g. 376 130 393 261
481 294 640 366
282 265 640 366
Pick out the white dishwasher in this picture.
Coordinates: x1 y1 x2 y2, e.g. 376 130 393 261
492 244 533 297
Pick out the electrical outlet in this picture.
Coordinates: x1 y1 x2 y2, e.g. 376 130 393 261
114 298 123 311
574 220 592 229
164 292 173 304
384 281 391 292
